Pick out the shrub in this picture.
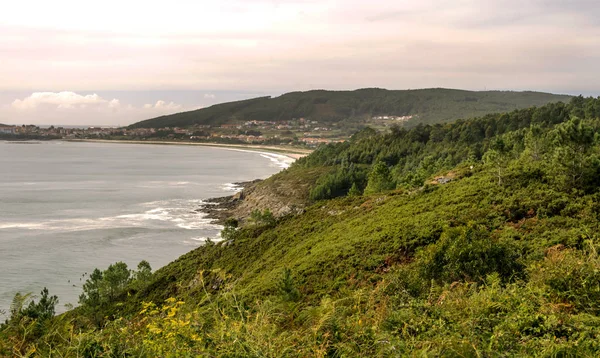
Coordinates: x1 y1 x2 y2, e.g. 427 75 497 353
250 209 276 227
364 161 395 195
530 243 600 314
418 225 524 283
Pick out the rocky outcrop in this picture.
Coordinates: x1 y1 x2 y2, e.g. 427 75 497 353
201 168 325 224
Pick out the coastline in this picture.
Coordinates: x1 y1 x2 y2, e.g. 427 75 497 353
62 138 311 226
199 180 260 224
63 139 311 160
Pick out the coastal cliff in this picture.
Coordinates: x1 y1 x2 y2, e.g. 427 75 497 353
203 166 328 224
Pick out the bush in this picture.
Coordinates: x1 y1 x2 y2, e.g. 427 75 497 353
277 268 301 302
530 243 600 314
250 209 276 227
418 225 524 283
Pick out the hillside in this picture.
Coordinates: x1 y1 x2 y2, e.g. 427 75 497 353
4 96 600 356
129 88 572 129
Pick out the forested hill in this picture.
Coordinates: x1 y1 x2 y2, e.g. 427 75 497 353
128 88 571 129
7 96 600 356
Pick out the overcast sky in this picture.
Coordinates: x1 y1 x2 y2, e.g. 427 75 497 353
1 0 599 125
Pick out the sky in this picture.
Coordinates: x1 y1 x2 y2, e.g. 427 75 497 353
1 0 599 125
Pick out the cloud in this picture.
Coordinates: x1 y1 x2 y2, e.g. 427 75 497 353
108 99 120 109
143 100 182 111
0 0 599 96
5 91 186 125
154 100 182 110
11 91 112 110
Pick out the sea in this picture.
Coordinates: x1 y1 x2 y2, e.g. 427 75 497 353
0 141 292 314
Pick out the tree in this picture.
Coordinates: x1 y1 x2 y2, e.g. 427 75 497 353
249 209 276 227
523 124 548 161
135 260 152 283
20 288 58 322
79 268 103 308
80 262 133 306
102 262 131 301
550 117 598 191
483 138 511 185
364 161 395 194
584 98 600 119
221 218 239 240
348 182 362 196
569 95 586 118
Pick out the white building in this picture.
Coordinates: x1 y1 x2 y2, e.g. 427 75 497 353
0 126 16 134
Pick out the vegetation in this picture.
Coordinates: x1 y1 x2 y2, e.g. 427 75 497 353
129 88 570 129
6 96 600 356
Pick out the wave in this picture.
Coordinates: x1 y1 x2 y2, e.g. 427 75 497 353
221 183 243 192
0 219 108 232
0 222 46 230
202 146 295 169
258 152 295 169
136 181 196 188
0 199 223 233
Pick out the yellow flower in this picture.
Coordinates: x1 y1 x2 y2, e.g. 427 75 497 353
148 325 163 334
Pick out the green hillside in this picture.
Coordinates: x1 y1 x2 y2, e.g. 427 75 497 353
6 96 600 356
129 88 572 129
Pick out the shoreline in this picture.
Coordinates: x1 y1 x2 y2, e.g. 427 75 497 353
63 139 311 160
61 138 309 226
199 180 260 225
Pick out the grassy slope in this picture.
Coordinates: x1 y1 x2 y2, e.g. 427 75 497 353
8 97 600 356
144 162 587 304
71 150 600 356
129 88 571 129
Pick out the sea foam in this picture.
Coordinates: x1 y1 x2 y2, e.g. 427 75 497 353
0 199 221 233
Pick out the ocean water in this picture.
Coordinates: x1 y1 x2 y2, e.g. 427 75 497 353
0 141 292 314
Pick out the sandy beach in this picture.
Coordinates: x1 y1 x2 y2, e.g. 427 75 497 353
63 139 312 160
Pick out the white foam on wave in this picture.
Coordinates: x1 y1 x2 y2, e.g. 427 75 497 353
221 183 243 192
111 199 221 231
205 146 296 170
0 219 109 232
177 220 221 230
258 152 295 169
0 199 222 234
114 207 173 222
169 181 191 186
136 181 195 189
0 222 45 230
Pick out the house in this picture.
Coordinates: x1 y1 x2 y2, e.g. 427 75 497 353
0 126 16 134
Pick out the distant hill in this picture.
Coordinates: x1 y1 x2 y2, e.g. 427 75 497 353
129 88 572 129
